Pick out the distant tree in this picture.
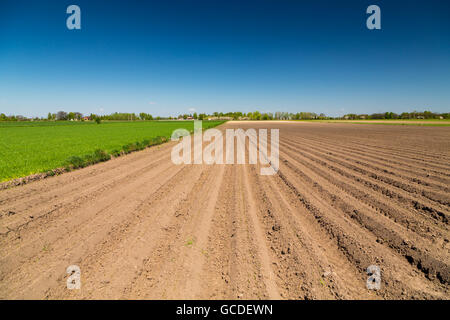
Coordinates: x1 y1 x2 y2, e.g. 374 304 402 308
56 111 67 120
139 112 154 120
300 112 314 120
369 113 384 120
384 112 398 119
400 112 410 119
344 114 358 120
73 112 83 120
67 112 75 120
423 110 435 119
252 111 261 120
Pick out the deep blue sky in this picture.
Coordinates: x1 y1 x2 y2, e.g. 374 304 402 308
1 0 449 117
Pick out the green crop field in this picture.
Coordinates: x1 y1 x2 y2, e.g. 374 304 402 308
0 120 224 182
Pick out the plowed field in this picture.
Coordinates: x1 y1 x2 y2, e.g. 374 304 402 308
0 122 449 299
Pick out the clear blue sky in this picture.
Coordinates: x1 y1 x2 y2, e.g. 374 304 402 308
1 0 449 118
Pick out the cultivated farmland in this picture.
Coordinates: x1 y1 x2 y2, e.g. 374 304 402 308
0 120 223 182
0 122 449 299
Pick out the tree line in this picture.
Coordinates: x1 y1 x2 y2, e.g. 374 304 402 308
155 110 450 120
341 111 450 120
1 110 449 122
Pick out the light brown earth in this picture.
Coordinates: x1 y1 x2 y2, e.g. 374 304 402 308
0 122 449 300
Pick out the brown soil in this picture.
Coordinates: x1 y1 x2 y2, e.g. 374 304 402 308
0 122 449 299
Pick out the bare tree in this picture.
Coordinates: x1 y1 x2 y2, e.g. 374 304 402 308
56 111 67 120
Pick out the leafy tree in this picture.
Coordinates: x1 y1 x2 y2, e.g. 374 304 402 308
68 112 75 120
400 112 410 119
423 110 435 119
